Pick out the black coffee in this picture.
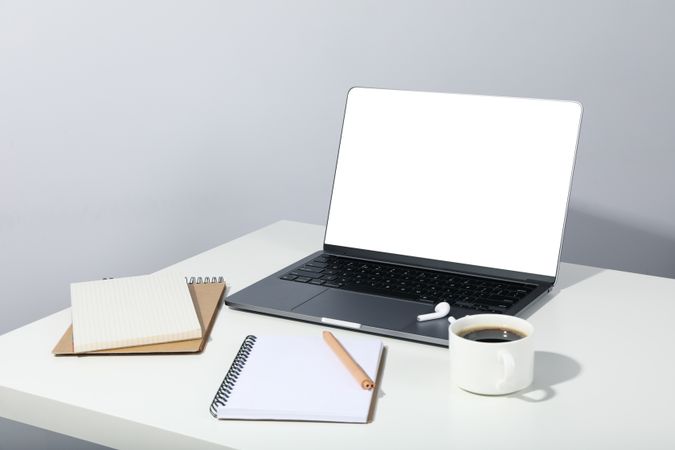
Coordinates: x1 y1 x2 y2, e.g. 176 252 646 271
458 326 526 343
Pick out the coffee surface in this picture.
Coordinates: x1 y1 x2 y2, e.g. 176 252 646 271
458 326 526 343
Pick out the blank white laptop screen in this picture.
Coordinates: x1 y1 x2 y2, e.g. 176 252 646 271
324 88 582 277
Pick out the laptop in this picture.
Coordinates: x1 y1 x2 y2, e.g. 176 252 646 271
226 87 583 346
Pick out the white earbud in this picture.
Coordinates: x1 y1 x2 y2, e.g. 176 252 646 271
417 302 451 322
448 314 469 325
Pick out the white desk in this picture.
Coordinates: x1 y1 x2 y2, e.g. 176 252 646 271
1 220 674 450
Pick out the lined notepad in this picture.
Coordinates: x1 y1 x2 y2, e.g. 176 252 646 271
209 334 384 422
71 274 202 353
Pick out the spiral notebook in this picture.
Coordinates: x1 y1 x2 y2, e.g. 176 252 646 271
69 273 204 352
209 334 384 423
53 276 226 355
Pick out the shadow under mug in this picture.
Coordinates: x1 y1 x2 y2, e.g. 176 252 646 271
449 314 534 395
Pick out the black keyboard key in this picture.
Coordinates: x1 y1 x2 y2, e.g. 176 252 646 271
475 298 512 309
295 270 322 279
345 285 420 301
324 282 341 288
455 301 475 309
295 277 311 283
306 262 327 268
485 296 515 304
280 275 297 281
309 279 325 285
313 257 328 263
299 266 323 273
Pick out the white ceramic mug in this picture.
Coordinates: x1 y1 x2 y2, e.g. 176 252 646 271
449 314 534 395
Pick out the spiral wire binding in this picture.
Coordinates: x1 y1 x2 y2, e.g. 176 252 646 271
185 276 225 284
209 335 258 417
101 277 224 283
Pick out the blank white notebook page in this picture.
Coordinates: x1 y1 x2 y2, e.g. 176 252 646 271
71 274 202 353
216 335 383 422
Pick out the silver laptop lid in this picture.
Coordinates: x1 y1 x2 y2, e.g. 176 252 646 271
324 88 582 279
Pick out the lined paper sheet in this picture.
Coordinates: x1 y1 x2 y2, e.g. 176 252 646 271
216 335 383 422
71 274 202 353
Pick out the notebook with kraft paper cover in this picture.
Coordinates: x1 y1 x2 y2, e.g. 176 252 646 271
53 276 225 355
209 334 384 422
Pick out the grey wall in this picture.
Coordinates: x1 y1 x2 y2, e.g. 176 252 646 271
1 1 674 448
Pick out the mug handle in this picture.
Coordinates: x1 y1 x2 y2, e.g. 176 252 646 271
498 351 515 388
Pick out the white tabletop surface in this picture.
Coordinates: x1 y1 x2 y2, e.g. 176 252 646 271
1 220 674 450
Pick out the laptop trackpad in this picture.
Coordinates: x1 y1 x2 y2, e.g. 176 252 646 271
292 289 431 330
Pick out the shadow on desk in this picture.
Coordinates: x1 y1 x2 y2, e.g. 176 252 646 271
367 346 388 423
511 351 581 403
521 265 605 319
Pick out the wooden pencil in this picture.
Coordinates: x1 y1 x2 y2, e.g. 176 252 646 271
322 331 375 390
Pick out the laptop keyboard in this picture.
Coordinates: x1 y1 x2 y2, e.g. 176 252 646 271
280 254 537 314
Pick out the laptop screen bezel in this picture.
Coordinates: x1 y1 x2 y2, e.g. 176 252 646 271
322 87 582 286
